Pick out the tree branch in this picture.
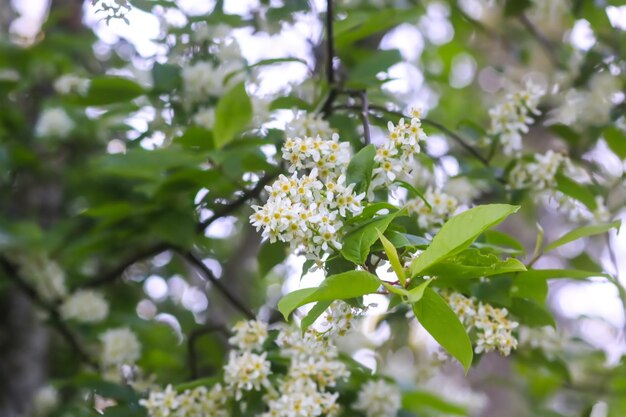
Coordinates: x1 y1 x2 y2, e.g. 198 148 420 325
180 251 255 320
0 256 97 369
321 0 338 117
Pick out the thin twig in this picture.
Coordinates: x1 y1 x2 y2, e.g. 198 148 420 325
197 172 278 232
321 0 338 117
82 242 169 288
180 251 256 320
0 256 98 369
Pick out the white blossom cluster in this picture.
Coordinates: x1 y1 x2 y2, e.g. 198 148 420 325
251 129 365 260
140 318 382 417
318 300 363 337
60 289 109 323
509 150 611 223
35 108 75 139
16 253 68 302
405 187 459 232
182 60 241 104
549 72 622 128
54 74 89 95
140 384 229 417
282 133 351 181
265 326 349 417
221 320 273 400
488 82 545 156
353 379 402 417
100 327 142 369
285 111 336 139
370 109 426 193
508 149 567 190
446 292 519 356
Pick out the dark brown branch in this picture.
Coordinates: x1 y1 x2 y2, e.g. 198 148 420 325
197 172 278 232
180 251 255 320
0 256 97 369
321 0 338 117
187 323 229 379
82 242 169 288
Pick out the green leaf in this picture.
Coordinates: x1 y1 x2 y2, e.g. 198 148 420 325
406 279 433 303
277 271 380 319
176 127 214 150
555 174 597 210
346 144 376 195
413 288 473 371
80 76 145 105
510 298 555 328
544 220 621 253
213 82 252 148
514 269 610 280
376 229 406 285
258 241 288 278
604 127 626 159
301 301 332 330
403 391 467 416
341 212 400 265
410 204 520 277
424 251 527 279
348 49 402 87
151 63 181 93
480 229 526 255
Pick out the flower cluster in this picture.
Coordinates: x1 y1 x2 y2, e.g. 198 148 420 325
140 384 229 417
508 150 568 190
405 187 459 233
509 151 611 223
488 82 545 156
100 327 142 369
16 253 67 302
35 108 74 139
140 318 370 417
60 289 109 323
54 74 89 95
285 111 335 139
282 133 351 181
251 129 365 260
318 300 363 337
265 327 349 417
446 292 519 356
371 108 426 192
353 379 402 417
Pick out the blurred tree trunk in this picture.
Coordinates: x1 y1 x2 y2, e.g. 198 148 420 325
0 1 84 415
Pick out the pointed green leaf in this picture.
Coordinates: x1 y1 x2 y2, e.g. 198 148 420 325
301 301 332 330
214 82 252 148
341 212 400 265
423 249 526 279
376 229 406 285
411 204 520 277
406 279 433 303
346 144 376 195
278 271 380 319
413 288 473 371
544 220 621 253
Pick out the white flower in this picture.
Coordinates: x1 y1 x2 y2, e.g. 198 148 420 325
353 380 401 417
405 188 458 233
285 111 334 139
54 74 89 95
192 107 215 130
318 301 362 337
228 319 268 351
32 385 59 417
100 327 141 367
224 351 271 400
488 82 545 156
17 253 67 302
181 60 243 104
60 290 109 323
35 108 74 138
445 291 519 356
